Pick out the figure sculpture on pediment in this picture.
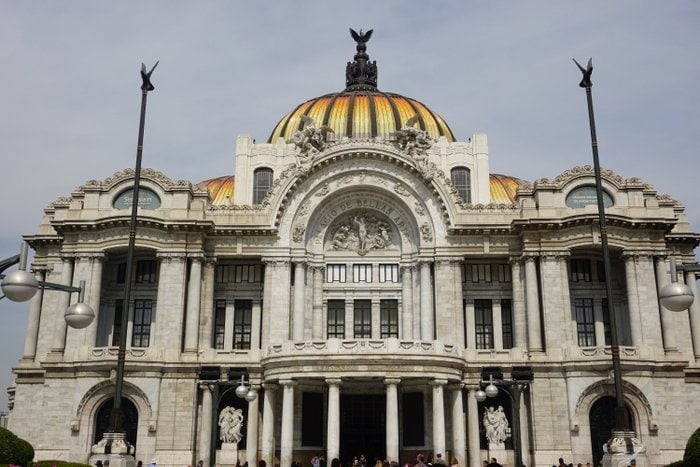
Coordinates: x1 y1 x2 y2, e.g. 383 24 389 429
218 406 244 444
329 212 394 254
394 114 433 170
292 115 334 166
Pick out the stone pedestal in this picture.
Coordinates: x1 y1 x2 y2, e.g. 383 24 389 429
89 432 135 467
602 431 647 467
217 443 240 466
487 443 507 466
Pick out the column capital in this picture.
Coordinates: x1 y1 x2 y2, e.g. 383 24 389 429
262 257 291 267
325 378 343 386
74 251 107 261
203 256 218 267
292 257 307 265
384 377 401 386
464 383 481 391
309 264 326 273
187 253 205 261
448 382 465 391
200 382 216 392
400 264 415 273
522 252 540 261
279 378 297 387
156 251 187 262
622 250 657 260
539 250 570 260
261 382 278 390
430 378 448 387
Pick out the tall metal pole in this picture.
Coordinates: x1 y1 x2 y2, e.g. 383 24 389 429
109 61 158 434
574 58 630 435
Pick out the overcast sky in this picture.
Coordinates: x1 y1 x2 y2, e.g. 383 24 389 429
1 1 699 411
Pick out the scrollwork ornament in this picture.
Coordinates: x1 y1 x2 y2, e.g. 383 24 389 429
292 224 306 243
420 223 433 242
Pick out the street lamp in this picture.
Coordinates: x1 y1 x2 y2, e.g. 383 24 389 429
574 58 694 465
475 366 533 467
234 374 258 402
1 242 95 329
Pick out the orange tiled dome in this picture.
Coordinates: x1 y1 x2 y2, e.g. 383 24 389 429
490 173 527 204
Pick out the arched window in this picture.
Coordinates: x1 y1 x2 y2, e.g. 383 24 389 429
94 397 139 449
253 167 273 204
451 167 471 203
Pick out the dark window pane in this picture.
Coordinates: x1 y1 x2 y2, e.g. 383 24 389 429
135 260 157 283
501 299 513 349
380 299 398 338
570 259 592 282
327 300 345 338
301 392 324 446
353 300 371 338
253 168 273 204
475 299 494 349
132 299 152 347
402 392 424 446
112 299 124 346
451 167 471 203
214 300 226 349
575 298 596 346
602 298 611 345
233 300 252 350
116 263 126 284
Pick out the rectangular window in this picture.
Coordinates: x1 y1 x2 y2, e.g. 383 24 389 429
353 264 372 283
112 299 124 346
135 260 157 283
116 263 126 284
327 300 345 338
233 300 252 350
501 299 513 349
402 392 424 446
570 259 592 282
215 264 262 283
461 263 467 283
353 299 372 338
214 300 226 349
378 264 399 283
326 264 346 283
470 264 492 283
602 298 611 345
494 264 512 282
132 299 153 347
474 299 494 349
301 392 324 446
575 298 596 346
380 299 399 338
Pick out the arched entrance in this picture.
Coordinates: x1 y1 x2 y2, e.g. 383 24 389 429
589 396 633 467
93 398 139 451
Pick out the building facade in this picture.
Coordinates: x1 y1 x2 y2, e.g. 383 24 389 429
8 33 700 467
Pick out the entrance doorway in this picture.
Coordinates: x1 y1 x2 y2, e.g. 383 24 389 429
589 396 633 467
93 397 139 451
340 394 385 465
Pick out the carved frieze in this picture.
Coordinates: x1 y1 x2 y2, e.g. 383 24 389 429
327 210 395 255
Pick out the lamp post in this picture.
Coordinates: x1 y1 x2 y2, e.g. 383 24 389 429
2 242 95 329
574 58 694 466
475 366 533 467
89 61 158 467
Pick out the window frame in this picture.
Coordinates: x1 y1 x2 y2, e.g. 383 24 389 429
253 167 274 204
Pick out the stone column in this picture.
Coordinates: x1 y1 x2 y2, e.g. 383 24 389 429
465 300 476 350
184 257 203 352
200 259 216 351
261 260 274 350
420 261 434 340
511 259 527 350
466 386 481 467
655 256 678 353
280 380 296 467
385 378 400 463
312 265 324 339
22 269 46 361
453 260 466 347
685 271 700 360
261 383 277 465
623 254 643 346
199 383 213 467
371 298 381 339
52 256 74 353
345 300 354 339
293 260 306 341
401 265 414 340
434 259 458 343
154 254 188 359
246 386 260 466
268 259 292 344
326 378 342 461
432 379 447 458
251 300 262 350
492 300 503 350
224 301 234 350
450 383 466 467
84 255 104 348
524 256 543 352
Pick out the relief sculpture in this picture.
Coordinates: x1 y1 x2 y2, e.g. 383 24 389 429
329 211 394 255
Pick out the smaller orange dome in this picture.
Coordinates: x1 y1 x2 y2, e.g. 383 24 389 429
490 173 527 204
197 175 235 205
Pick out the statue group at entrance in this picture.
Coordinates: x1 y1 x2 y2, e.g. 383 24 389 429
483 405 510 449
218 406 245 465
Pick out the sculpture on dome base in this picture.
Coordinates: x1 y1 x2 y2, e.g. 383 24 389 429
394 114 434 171
292 115 334 167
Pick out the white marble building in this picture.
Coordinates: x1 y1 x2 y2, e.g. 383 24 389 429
7 32 700 467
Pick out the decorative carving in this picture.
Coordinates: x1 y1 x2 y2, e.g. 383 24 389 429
315 183 330 198
298 203 311 216
329 211 394 255
393 114 434 166
338 174 355 186
292 115 334 164
483 405 510 447
346 28 377 90
393 183 410 197
420 223 433 242
414 202 425 216
292 224 306 243
218 406 244 444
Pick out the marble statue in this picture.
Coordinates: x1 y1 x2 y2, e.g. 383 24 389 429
292 115 334 164
483 405 509 446
393 114 433 167
218 406 244 444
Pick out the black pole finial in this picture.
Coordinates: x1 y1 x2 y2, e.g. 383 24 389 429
573 57 593 88
346 28 377 90
140 61 159 91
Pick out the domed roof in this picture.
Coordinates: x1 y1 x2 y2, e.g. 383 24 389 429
196 174 527 206
268 29 455 144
